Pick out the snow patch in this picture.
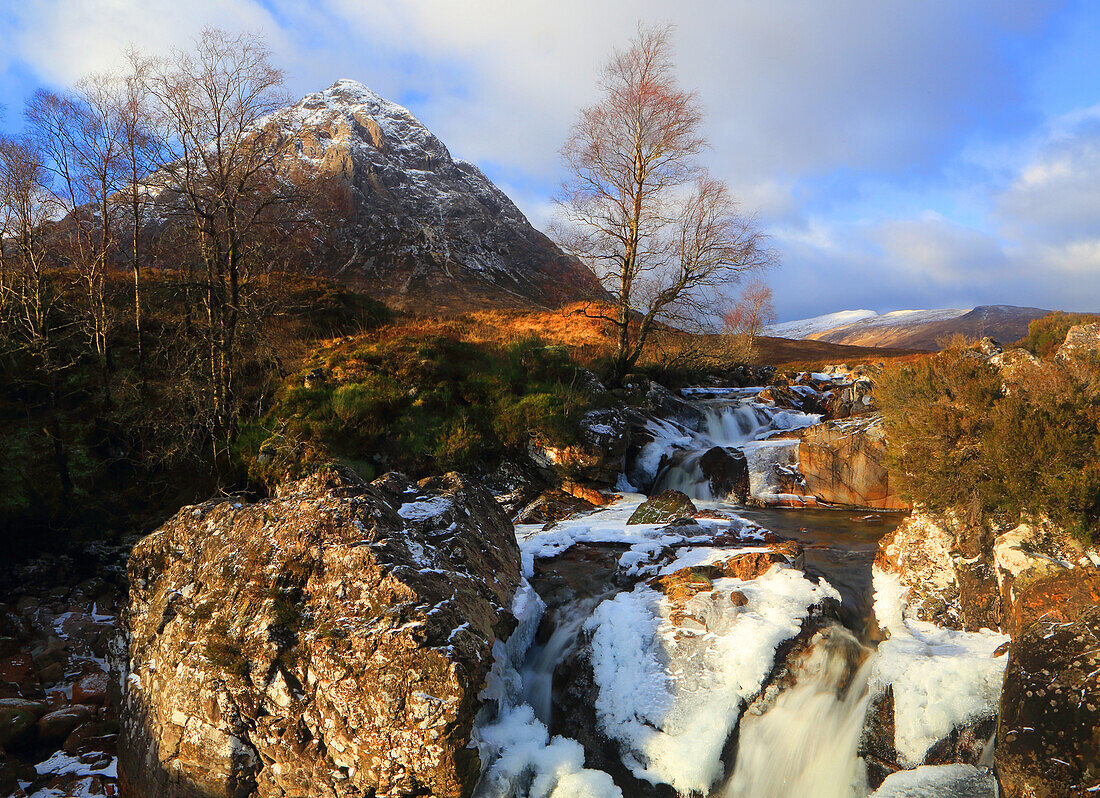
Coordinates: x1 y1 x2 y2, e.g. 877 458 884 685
871 568 1008 767
585 566 839 794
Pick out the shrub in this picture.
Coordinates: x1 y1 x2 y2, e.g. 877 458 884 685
879 341 1100 541
1017 311 1100 357
252 330 602 480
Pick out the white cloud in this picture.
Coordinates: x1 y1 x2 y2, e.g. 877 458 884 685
5 0 1097 319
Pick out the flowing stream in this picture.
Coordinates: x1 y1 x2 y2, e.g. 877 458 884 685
480 387 996 798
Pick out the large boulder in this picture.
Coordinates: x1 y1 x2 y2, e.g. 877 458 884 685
697 446 750 503
119 466 521 798
996 606 1100 798
798 416 908 511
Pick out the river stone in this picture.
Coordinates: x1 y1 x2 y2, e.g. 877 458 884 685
37 705 94 744
627 490 698 525
119 465 521 798
995 606 1100 798
697 446 750 503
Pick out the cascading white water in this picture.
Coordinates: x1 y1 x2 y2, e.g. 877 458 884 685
519 599 598 724
653 401 773 499
723 625 875 798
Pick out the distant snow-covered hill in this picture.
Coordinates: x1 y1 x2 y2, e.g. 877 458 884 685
766 305 1051 350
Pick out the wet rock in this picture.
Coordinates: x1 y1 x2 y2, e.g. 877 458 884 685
697 446 750 503
515 488 597 526
627 490 698 525
38 704 94 744
995 606 1100 798
922 716 996 767
798 415 908 511
120 465 522 798
860 686 900 789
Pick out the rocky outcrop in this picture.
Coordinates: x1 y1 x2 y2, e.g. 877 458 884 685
527 408 631 486
1055 322 1100 363
627 490 698 525
875 508 1100 796
119 466 521 798
798 416 908 511
996 607 1100 798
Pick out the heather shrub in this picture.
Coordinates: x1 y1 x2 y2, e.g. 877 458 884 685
879 341 1100 542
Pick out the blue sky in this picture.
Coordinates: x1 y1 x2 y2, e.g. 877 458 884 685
3 0 1100 321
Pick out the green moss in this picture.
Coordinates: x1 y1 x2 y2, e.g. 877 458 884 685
247 333 602 480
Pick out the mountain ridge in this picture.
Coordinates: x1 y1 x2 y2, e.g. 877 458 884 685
259 79 604 312
767 305 1051 350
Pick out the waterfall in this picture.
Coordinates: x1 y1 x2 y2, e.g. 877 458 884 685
520 599 599 724
723 625 874 798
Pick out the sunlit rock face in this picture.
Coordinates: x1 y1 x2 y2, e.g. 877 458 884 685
797 415 908 511
259 79 604 312
119 465 521 798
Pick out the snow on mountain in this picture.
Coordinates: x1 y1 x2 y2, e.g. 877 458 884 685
765 305 1050 351
764 310 879 339
147 79 602 313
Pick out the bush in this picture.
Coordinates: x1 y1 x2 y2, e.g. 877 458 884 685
251 331 603 480
879 341 1100 541
1017 311 1100 357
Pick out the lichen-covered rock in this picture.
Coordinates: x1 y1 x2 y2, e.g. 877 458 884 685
989 348 1041 392
1055 322 1100 365
627 490 698 526
996 606 1100 798
875 513 962 629
119 466 521 798
527 408 631 485
798 416 908 511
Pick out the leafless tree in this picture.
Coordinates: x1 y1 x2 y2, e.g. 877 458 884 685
556 23 773 381
141 27 293 441
723 279 776 362
26 77 127 400
0 136 74 500
117 51 165 371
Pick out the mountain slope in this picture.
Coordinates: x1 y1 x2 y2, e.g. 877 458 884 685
767 305 1051 350
262 79 603 312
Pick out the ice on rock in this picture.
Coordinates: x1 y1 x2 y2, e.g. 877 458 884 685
585 565 839 794
869 764 996 798
870 568 1008 767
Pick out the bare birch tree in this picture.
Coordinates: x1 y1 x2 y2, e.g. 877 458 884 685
0 136 74 500
141 27 292 442
722 279 776 362
557 24 772 381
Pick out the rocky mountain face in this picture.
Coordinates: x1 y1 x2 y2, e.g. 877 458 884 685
261 79 603 312
768 305 1050 351
118 466 521 798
